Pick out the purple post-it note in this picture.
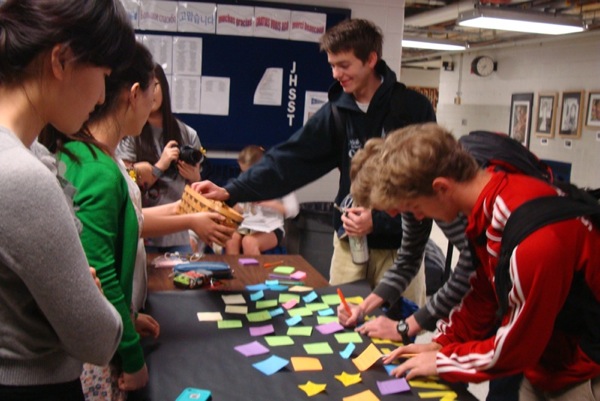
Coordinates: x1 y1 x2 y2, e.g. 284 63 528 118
234 340 269 357
249 324 275 337
252 355 289 376
315 321 345 335
377 378 410 395
239 258 259 265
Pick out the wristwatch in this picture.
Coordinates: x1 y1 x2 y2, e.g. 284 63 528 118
151 165 164 179
396 319 411 345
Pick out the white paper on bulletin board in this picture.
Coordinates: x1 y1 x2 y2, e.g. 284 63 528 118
216 5 254 36
303 91 328 124
290 11 326 43
142 34 173 75
172 36 203 76
200 77 230 116
139 0 178 32
253 68 283 106
254 7 290 40
119 0 140 29
178 2 216 34
171 75 201 114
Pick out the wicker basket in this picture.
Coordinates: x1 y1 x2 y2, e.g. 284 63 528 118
177 185 243 228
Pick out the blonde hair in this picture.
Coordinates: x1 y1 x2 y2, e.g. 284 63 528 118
238 145 265 167
351 123 479 210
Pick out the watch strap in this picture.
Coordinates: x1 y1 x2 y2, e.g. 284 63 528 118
152 165 164 178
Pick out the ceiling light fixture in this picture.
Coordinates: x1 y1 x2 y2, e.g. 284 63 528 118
457 6 586 35
402 37 467 51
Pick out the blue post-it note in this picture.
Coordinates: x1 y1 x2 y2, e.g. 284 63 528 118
339 342 356 359
252 355 289 375
250 290 265 301
302 291 319 303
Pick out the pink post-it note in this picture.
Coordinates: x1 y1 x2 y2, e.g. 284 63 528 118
249 324 275 337
315 321 345 335
234 340 269 357
377 378 410 395
239 258 259 265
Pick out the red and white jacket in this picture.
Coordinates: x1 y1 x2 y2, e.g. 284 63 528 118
434 170 600 392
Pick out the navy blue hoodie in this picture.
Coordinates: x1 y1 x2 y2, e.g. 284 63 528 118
225 60 435 249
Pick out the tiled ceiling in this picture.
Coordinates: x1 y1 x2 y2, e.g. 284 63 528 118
402 0 600 69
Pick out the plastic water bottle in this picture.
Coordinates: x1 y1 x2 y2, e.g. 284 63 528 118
340 194 369 264
349 234 369 264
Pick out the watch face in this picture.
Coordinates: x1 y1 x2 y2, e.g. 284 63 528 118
397 320 408 333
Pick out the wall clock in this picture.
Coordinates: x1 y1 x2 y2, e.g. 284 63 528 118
471 56 496 77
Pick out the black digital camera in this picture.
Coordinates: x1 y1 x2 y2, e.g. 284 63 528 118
179 145 204 165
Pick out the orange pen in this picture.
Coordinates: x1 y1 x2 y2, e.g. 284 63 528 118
263 260 284 268
337 288 352 315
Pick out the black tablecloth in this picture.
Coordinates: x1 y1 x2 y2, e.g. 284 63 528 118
130 281 477 401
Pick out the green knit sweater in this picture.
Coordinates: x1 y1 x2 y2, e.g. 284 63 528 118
61 142 143 373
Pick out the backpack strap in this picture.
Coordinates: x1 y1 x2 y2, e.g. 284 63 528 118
496 194 600 316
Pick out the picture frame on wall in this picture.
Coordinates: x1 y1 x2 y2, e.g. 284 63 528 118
559 91 584 138
585 91 600 128
535 92 557 138
509 92 534 148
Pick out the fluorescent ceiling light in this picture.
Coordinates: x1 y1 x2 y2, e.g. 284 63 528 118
458 6 585 35
402 37 466 51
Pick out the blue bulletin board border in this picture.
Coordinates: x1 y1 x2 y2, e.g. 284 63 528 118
134 0 351 151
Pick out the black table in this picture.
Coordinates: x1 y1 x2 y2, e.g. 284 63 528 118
131 281 478 400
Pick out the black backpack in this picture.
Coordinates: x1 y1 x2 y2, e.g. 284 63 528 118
459 130 600 363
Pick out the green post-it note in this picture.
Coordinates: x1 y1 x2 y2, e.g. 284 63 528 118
246 310 272 322
265 335 294 346
279 293 301 303
273 266 295 275
287 326 313 336
321 294 342 305
306 303 329 312
304 342 334 355
218 319 243 329
288 307 313 317
317 316 339 324
256 299 278 309
334 332 363 344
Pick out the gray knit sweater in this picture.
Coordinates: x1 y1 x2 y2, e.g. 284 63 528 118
0 127 122 385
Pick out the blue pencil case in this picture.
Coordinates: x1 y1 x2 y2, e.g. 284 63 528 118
173 261 233 279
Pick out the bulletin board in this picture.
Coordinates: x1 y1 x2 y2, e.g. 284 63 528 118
128 0 351 151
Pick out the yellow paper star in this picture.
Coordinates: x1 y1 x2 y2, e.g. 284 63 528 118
334 371 362 387
298 381 327 396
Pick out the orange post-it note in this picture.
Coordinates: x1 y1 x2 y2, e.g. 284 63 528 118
291 357 323 371
352 343 383 371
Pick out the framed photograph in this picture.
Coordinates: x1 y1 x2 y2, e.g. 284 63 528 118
509 93 533 147
534 92 557 137
559 91 584 138
585 91 600 128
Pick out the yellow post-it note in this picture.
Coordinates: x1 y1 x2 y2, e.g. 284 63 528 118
409 380 450 390
291 357 323 371
346 296 364 305
221 294 246 304
335 332 363 344
334 371 362 387
304 342 333 355
197 312 222 321
246 310 272 322
298 381 326 397
418 391 457 400
306 302 329 312
217 319 242 329
265 336 294 346
352 343 383 371
225 305 248 315
288 285 313 292
316 316 339 324
343 389 380 401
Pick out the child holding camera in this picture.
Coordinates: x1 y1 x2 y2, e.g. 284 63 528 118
117 63 204 254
